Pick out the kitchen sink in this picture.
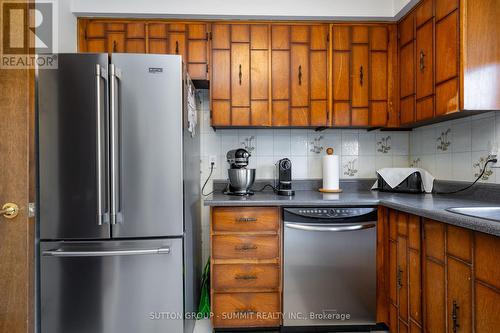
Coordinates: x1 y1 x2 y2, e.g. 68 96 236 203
446 207 500 222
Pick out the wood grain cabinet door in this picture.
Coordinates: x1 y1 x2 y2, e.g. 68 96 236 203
290 42 310 126
271 25 291 126
230 25 251 125
309 25 329 126
250 24 270 126
331 25 351 127
351 43 369 126
187 24 209 80
211 24 231 126
447 258 472 333
415 20 434 100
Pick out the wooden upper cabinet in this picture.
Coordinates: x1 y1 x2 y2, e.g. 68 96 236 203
290 43 310 125
271 25 290 126
78 19 209 80
250 25 270 126
310 25 329 126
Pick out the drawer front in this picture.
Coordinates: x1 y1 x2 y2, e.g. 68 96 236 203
213 264 280 290
212 235 279 260
212 207 279 232
212 292 280 328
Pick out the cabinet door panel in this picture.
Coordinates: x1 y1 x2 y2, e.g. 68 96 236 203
352 44 369 107
291 107 309 126
389 240 398 305
188 40 207 63
107 32 125 52
371 102 387 127
352 108 368 126
251 25 269 50
310 51 328 100
86 39 106 53
333 52 350 101
126 23 145 38
125 39 145 53
272 101 289 126
435 0 458 21
447 258 472 333
271 25 290 50
271 51 290 100
212 50 230 100
400 96 415 125
474 232 500 290
435 11 458 83
371 26 388 51
86 21 105 38
291 26 309 43
148 23 167 38
416 21 434 99
398 236 409 323
446 225 471 263
352 26 369 43
251 49 269 101
435 78 459 116
290 44 309 107
310 25 328 50
149 39 168 54
332 25 350 51
416 0 434 27
187 24 206 39
251 101 269 126
425 260 446 333
231 24 250 43
371 51 388 100
416 97 434 121
399 13 415 46
231 107 250 126
400 42 415 98
310 100 327 126
212 24 230 49
169 32 186 59
409 249 422 324
333 102 350 127
212 101 230 126
424 219 445 262
231 43 250 107
475 283 500 333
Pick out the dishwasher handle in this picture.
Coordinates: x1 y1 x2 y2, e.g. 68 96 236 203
284 221 376 232
42 247 171 257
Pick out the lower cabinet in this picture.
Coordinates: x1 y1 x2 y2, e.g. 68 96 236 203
379 208 500 333
210 207 282 328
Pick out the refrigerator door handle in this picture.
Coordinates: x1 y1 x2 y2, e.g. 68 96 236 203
42 246 171 257
109 64 122 225
95 64 108 225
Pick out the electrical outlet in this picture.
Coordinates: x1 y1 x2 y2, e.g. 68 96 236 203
209 155 217 169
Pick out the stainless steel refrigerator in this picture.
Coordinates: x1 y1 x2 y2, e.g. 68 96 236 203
37 53 201 333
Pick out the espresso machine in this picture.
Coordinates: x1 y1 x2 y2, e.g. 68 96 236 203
224 148 256 196
276 158 295 196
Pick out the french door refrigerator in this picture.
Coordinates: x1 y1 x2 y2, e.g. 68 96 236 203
37 53 200 333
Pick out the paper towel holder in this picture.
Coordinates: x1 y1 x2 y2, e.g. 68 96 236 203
318 147 343 193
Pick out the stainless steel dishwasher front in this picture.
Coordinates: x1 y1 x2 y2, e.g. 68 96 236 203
283 207 378 328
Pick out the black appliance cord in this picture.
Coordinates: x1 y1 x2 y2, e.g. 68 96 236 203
434 158 497 195
253 183 278 193
201 162 215 197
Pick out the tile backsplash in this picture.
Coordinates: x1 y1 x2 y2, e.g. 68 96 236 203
409 111 500 184
198 91 410 183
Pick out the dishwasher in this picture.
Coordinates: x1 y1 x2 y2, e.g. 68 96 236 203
283 207 380 332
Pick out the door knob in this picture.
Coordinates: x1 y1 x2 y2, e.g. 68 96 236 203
1 202 19 219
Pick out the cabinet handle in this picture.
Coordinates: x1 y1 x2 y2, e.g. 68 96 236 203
175 40 179 54
419 50 425 72
235 275 257 280
298 65 302 86
397 266 403 289
112 40 117 53
452 300 460 333
360 65 364 86
235 243 257 251
239 64 242 85
236 217 257 223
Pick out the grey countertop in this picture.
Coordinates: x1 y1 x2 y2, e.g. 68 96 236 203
204 189 500 236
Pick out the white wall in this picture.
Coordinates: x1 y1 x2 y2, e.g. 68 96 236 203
70 0 411 20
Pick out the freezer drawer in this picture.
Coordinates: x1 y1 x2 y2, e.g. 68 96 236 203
41 239 183 333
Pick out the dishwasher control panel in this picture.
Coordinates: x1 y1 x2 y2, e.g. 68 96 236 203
285 207 377 219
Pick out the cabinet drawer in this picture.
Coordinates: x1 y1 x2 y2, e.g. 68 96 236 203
213 264 279 290
212 207 279 232
212 292 280 328
212 235 279 260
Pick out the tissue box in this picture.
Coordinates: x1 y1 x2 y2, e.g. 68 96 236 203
377 172 423 193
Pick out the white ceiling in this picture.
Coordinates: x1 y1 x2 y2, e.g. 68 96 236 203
70 0 418 21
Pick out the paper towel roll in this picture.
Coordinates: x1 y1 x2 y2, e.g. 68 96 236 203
322 149 340 190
